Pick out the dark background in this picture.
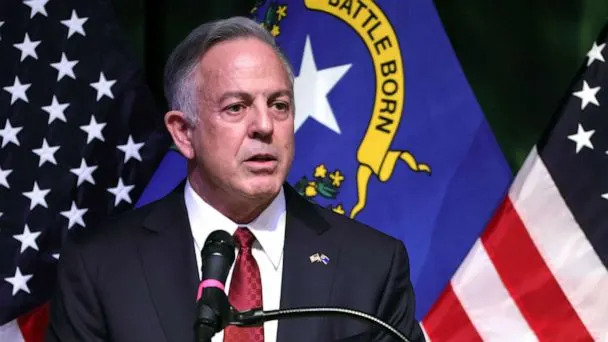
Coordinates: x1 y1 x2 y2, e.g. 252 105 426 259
110 0 608 171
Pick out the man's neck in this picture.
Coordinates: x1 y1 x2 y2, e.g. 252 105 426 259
187 175 276 224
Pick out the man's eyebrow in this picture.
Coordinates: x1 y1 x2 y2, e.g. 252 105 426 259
268 89 294 100
218 91 252 103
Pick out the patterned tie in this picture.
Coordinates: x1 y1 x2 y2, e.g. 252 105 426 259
224 227 264 342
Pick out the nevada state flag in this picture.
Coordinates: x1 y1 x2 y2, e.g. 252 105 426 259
251 0 512 321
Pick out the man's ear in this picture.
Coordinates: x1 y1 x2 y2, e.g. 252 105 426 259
164 110 195 159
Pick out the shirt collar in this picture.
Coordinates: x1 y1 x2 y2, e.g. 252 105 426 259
184 180 286 269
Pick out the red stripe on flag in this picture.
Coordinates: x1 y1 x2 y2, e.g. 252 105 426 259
422 283 482 342
16 303 49 342
481 198 592 341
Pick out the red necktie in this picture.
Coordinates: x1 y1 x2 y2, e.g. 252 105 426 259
224 227 264 342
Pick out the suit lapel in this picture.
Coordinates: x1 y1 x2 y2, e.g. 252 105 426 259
137 190 199 342
277 186 341 341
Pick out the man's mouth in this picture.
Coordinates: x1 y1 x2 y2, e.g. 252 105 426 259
246 154 277 162
244 154 278 171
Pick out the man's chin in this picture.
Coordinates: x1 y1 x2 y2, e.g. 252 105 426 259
239 179 282 200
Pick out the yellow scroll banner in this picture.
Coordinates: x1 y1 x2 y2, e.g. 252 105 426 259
305 0 430 218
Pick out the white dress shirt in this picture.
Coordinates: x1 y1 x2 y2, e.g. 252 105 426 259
184 181 286 342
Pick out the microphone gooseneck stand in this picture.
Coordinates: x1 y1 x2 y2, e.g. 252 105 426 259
228 306 411 342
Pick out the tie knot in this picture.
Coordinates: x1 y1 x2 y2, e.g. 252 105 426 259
233 227 256 250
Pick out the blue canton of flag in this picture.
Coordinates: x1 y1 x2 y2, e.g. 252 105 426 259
252 0 512 319
0 0 169 338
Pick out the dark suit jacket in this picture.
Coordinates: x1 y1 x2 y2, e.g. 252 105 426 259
47 185 425 342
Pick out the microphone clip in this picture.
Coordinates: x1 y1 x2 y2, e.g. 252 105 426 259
228 308 265 327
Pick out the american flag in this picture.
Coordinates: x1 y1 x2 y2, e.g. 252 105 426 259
0 0 168 340
422 24 608 341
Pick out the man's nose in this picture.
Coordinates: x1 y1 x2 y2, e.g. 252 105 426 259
248 105 274 140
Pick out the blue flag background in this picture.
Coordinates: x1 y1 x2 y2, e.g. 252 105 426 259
138 0 512 318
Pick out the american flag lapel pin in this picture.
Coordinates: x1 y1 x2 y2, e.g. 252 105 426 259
309 253 330 265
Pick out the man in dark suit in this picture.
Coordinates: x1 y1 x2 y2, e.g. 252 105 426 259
47 16 425 342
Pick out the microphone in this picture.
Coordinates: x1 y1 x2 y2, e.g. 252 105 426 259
195 230 236 342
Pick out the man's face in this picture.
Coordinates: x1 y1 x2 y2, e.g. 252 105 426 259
189 37 294 202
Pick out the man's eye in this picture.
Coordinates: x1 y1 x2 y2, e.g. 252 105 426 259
272 102 290 111
226 104 245 113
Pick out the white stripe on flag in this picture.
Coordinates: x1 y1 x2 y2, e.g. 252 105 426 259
451 240 537 341
509 147 608 341
0 320 25 342
420 322 431 342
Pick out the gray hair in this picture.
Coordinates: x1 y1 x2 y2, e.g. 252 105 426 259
163 16 294 125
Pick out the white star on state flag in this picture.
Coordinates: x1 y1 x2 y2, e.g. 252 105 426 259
567 123 594 153
60 201 88 229
32 138 60 166
13 224 41 253
50 53 78 81
572 81 600 110
0 119 23 147
0 166 11 188
22 181 50 210
107 177 135 206
294 36 351 134
80 115 106 143
587 42 605 66
70 159 98 186
4 267 33 296
602 193 608 200
3 76 31 105
90 72 116 101
61 10 88 38
23 0 49 18
117 135 145 162
13 33 41 61
42 95 70 124
52 253 60 260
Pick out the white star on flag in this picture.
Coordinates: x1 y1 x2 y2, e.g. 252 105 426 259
294 36 351 134
42 96 70 124
572 80 600 110
61 10 88 38
50 53 78 81
3 76 31 105
586 42 605 66
13 33 41 61
60 201 88 229
0 119 23 147
0 166 12 188
602 193 608 200
52 253 60 260
567 123 595 153
4 267 33 296
22 181 50 210
90 72 116 101
117 135 145 162
12 224 41 253
32 138 60 166
70 159 98 186
80 115 106 143
23 0 49 18
107 177 135 206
